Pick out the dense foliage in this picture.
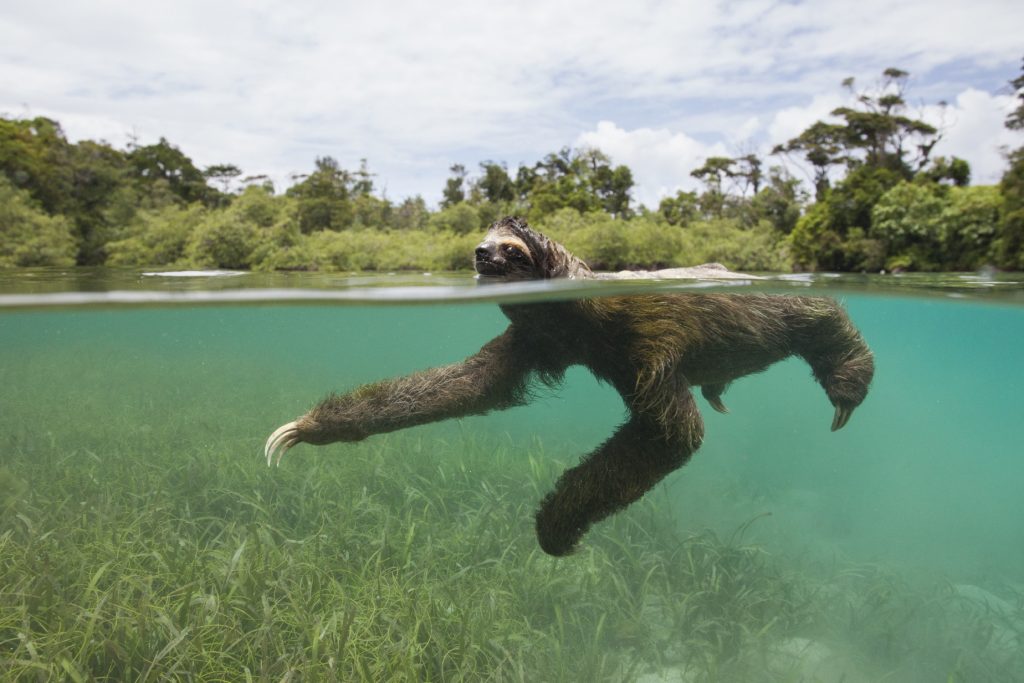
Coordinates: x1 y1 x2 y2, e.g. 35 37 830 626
1 65 1022 272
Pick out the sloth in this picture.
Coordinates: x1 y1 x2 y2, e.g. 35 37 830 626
264 217 874 556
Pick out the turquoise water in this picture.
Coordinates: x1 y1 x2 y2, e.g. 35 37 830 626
1 270 1022 681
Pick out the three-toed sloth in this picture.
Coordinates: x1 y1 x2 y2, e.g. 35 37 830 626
265 217 874 556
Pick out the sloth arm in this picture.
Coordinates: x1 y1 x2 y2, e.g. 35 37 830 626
265 327 543 465
534 370 705 556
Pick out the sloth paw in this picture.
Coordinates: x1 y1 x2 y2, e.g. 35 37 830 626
265 421 300 466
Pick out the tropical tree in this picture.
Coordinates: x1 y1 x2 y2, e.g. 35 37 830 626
128 137 213 205
204 164 242 194
475 161 516 204
524 147 634 218
441 164 467 208
286 156 354 232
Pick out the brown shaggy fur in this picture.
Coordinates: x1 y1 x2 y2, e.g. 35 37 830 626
279 217 874 556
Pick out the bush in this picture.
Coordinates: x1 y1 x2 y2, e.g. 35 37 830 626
185 188 304 269
677 220 790 271
0 177 77 267
249 222 319 271
105 204 203 267
186 211 259 269
300 229 478 272
428 203 481 235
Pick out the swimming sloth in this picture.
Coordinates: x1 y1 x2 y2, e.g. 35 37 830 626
265 217 874 556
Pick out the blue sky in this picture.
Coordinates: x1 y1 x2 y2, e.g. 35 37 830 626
1 0 1022 208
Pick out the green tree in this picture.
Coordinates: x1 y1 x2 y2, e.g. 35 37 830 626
514 165 539 201
789 202 845 271
658 190 700 226
772 121 849 200
352 158 375 195
826 164 905 235
441 164 467 208
352 194 392 228
128 137 213 205
390 196 430 230
774 68 941 201
939 185 1001 270
0 176 77 267
920 156 971 187
830 68 939 176
690 156 734 219
575 148 633 216
286 157 354 232
0 116 138 264
732 154 763 196
475 162 515 203
68 139 135 263
187 213 257 268
994 58 1024 269
203 164 242 194
995 151 1024 269
1003 57 1024 132
0 117 76 215
751 167 806 234
870 180 946 270
105 203 205 267
524 147 633 219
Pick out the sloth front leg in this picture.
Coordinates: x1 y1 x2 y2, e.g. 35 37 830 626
265 330 534 465
534 393 704 556
789 299 875 431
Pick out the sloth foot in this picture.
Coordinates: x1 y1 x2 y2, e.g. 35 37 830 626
831 406 853 432
265 421 300 466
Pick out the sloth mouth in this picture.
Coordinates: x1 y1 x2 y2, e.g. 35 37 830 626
474 259 507 277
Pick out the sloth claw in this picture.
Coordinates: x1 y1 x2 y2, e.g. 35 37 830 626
265 421 300 467
831 406 852 432
707 396 729 414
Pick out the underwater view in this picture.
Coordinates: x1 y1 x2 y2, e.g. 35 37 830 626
1 270 1023 682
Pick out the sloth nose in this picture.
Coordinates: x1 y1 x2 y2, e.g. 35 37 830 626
475 242 497 260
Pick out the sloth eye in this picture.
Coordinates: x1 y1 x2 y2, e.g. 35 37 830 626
502 245 525 260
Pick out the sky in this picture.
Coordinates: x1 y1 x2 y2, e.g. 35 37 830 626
1 0 1022 209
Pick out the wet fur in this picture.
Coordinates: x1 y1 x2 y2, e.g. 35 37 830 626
289 217 874 556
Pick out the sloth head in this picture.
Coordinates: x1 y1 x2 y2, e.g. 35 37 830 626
474 217 592 281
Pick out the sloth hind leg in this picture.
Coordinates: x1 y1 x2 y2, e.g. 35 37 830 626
535 396 704 556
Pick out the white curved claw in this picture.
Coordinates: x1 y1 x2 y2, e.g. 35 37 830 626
265 421 300 467
831 406 852 432
707 396 729 414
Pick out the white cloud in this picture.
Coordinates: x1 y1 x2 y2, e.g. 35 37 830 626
575 121 729 208
1 0 1021 204
766 94 848 148
580 85 1021 209
924 89 1020 185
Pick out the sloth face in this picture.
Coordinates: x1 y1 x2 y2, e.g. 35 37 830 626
474 231 538 280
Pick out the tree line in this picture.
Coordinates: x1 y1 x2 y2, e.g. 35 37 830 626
2 65 1022 272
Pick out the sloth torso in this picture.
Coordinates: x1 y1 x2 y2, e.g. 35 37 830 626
501 293 836 396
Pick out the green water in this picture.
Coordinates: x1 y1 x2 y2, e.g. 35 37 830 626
1 271 1022 681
